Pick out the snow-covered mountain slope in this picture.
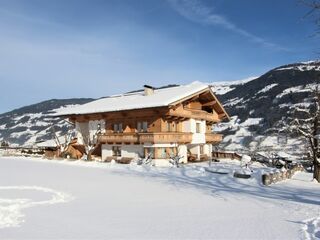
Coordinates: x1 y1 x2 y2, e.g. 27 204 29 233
211 77 258 95
0 99 93 146
0 60 319 149
212 60 320 153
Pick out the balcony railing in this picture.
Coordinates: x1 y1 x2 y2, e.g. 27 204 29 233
205 133 223 143
139 132 192 144
98 133 139 144
98 132 193 144
98 132 221 144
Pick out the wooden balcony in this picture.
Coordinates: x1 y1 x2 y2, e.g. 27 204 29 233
98 132 220 144
167 105 220 123
98 133 139 144
205 133 223 143
98 132 193 144
139 132 192 144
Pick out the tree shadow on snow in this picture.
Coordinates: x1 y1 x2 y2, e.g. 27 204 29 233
109 164 320 207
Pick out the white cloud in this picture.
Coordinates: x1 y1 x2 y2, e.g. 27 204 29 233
167 0 289 51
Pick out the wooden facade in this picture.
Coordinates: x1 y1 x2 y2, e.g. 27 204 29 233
60 85 229 162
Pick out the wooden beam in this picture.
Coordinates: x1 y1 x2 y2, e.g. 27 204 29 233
199 91 211 99
202 100 217 107
189 95 199 102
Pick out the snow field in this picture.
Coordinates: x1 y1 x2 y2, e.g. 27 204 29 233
0 186 73 228
0 156 319 239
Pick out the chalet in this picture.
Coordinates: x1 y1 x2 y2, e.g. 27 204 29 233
56 82 229 165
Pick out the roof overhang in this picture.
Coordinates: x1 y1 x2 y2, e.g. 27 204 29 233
169 86 230 121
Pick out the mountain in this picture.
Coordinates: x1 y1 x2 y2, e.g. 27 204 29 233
0 98 93 146
212 60 320 154
0 60 319 149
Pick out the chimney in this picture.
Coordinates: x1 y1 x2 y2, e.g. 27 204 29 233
144 85 154 96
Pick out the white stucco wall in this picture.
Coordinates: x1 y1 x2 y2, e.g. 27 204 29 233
203 144 211 156
192 133 205 144
183 119 206 133
188 144 199 157
187 144 212 158
183 120 192 132
101 144 143 161
192 120 206 144
76 120 106 145
88 120 105 144
121 145 144 159
178 144 187 163
101 144 113 161
75 122 89 145
183 119 206 144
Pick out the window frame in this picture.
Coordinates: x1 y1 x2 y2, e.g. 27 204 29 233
112 146 121 157
142 121 148 132
137 122 142 132
196 122 201 133
113 123 123 133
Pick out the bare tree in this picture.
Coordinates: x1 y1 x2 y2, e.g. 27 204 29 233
289 84 320 182
302 0 320 30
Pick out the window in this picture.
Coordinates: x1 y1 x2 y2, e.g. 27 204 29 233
137 121 148 132
158 148 167 159
196 122 201 133
142 121 148 132
172 122 177 132
144 147 155 158
166 121 177 132
137 122 148 132
166 147 177 157
113 123 123 133
112 146 121 157
137 122 142 132
167 122 171 132
155 147 178 159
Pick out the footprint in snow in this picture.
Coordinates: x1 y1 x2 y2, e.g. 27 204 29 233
0 186 73 228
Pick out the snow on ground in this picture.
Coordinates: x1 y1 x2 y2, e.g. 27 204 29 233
256 83 278 95
211 76 258 88
276 85 312 99
0 186 72 229
0 157 319 239
213 116 240 132
209 77 258 95
224 97 244 107
276 61 320 72
239 118 263 127
212 85 235 95
10 130 37 139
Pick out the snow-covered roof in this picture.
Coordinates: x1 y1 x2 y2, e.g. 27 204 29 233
55 82 213 116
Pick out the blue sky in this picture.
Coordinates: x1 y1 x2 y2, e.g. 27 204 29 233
0 0 318 113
